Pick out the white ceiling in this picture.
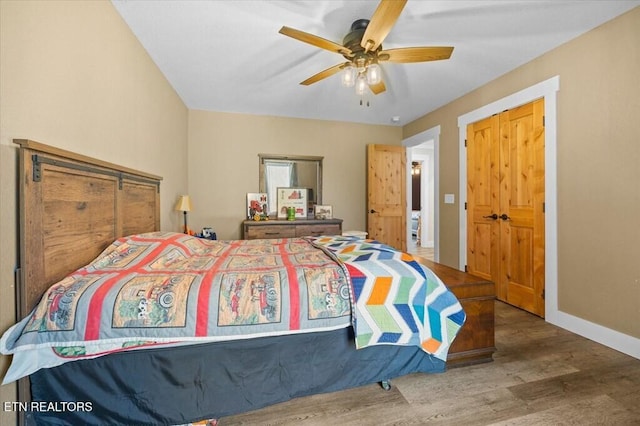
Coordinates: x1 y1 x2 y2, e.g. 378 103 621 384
111 0 639 127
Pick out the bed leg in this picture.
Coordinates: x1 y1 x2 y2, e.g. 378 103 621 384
380 380 391 391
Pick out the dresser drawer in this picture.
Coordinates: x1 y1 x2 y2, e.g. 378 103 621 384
243 219 342 240
245 224 296 239
295 224 341 237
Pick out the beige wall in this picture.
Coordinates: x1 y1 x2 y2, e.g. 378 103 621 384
0 1 189 422
404 7 640 339
187 110 402 240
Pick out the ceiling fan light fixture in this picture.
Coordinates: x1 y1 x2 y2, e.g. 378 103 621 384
366 62 382 85
279 0 453 98
355 73 367 96
342 64 356 87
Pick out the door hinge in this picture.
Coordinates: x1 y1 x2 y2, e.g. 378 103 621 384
543 115 546 127
543 202 545 213
15 267 22 321
464 265 468 273
542 289 545 300
464 202 467 210
464 139 467 147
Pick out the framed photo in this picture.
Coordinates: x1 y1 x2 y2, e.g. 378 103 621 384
314 205 333 220
247 193 268 219
276 188 308 219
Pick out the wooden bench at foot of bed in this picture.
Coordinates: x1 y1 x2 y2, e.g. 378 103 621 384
417 258 496 367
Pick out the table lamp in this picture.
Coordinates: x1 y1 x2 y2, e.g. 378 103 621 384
175 195 192 234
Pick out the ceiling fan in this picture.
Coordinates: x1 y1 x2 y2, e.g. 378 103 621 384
279 0 453 96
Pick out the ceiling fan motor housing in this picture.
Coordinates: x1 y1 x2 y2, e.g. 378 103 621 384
342 19 381 61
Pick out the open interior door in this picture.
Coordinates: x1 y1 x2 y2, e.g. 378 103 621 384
367 144 406 251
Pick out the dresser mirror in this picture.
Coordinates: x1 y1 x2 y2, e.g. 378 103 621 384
259 154 323 217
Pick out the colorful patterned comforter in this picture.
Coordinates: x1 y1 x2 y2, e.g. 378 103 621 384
1 232 465 384
1 232 351 383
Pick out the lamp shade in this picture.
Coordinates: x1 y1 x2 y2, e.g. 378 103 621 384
366 63 381 85
341 64 356 87
175 195 192 212
355 73 367 96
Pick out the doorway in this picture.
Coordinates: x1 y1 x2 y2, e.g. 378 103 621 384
408 148 434 260
403 126 439 262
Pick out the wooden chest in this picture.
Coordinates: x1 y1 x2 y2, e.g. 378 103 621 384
419 258 496 367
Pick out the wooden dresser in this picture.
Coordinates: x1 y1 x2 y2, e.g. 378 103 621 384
243 218 343 239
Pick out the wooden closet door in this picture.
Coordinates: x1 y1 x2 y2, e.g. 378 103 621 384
499 99 545 317
466 115 500 286
467 99 545 317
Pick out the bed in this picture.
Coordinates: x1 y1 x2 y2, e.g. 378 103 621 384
2 140 495 426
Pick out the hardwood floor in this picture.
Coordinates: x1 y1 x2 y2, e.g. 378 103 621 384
407 237 434 261
219 301 640 425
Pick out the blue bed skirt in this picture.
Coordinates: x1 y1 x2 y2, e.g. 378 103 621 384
28 327 445 425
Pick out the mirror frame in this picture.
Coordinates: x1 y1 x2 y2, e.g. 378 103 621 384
258 154 323 217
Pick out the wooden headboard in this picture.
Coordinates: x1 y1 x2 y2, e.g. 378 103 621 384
15 139 162 319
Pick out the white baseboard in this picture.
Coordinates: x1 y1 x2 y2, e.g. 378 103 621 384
550 310 640 360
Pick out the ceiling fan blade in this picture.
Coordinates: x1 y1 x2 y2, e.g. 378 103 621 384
378 46 454 63
300 62 349 86
369 80 386 95
279 26 353 57
361 0 408 52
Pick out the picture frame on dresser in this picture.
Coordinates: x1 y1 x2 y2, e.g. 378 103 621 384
314 205 333 219
276 187 308 219
247 192 268 219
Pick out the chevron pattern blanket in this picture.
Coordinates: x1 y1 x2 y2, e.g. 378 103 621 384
309 236 466 361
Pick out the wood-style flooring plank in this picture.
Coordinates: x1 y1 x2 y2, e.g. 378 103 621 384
219 302 640 425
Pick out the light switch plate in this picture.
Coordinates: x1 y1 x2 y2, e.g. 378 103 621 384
444 194 455 204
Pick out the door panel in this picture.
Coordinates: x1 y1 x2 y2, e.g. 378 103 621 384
471 223 493 277
367 144 406 251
